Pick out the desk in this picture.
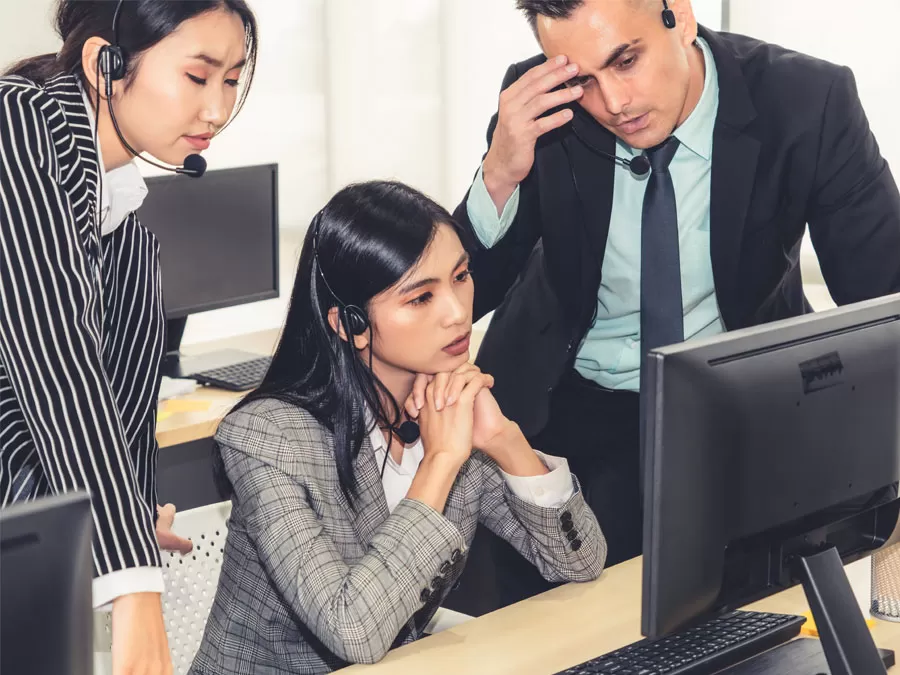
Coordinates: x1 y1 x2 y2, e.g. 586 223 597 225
341 556 900 674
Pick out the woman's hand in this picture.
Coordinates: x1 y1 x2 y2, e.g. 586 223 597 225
407 365 547 477
156 504 193 555
406 364 511 454
415 365 494 466
404 368 493 512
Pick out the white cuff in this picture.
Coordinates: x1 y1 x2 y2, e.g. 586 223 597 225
465 163 520 248
92 567 165 611
501 451 576 508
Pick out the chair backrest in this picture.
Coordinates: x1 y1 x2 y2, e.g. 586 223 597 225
93 500 233 675
162 500 232 672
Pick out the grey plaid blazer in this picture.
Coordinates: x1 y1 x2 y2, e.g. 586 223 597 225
189 398 606 675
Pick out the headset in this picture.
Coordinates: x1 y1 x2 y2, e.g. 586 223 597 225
662 0 677 29
311 210 371 338
97 0 207 178
310 210 420 463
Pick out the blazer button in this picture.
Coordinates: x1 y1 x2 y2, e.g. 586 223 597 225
571 539 583 552
560 511 573 523
566 529 578 542
561 520 574 533
440 561 451 576
420 588 432 603
431 577 442 590
450 548 462 563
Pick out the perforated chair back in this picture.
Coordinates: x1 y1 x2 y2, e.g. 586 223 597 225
93 501 233 675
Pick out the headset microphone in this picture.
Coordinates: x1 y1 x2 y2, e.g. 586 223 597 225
394 421 421 445
570 124 651 178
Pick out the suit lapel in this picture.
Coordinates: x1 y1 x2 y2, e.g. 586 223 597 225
701 27 760 330
550 109 616 324
709 126 760 329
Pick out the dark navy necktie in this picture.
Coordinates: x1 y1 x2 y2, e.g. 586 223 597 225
640 137 684 362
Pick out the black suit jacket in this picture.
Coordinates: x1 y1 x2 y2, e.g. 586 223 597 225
454 27 900 437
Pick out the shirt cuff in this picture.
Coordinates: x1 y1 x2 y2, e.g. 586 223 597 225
465 163 520 248
501 451 576 508
93 567 165 611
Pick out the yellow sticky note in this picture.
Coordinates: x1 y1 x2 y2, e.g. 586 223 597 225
156 410 174 423
161 399 212 414
800 610 875 637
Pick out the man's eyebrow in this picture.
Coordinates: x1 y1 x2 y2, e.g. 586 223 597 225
602 39 642 69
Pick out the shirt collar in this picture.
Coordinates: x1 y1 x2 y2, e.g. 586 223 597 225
80 85 148 236
671 36 719 161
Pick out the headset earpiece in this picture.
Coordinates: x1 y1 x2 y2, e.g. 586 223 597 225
343 306 370 337
99 45 126 82
98 0 127 100
312 210 371 338
662 0 677 29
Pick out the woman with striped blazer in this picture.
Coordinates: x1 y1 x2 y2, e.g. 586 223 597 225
190 182 607 674
0 1 257 672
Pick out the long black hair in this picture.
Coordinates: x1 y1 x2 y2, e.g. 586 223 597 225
4 0 257 117
216 181 471 504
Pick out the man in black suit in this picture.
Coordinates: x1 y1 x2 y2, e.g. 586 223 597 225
452 0 900 608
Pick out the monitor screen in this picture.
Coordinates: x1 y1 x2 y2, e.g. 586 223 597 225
641 295 900 638
138 163 279 319
1 492 93 675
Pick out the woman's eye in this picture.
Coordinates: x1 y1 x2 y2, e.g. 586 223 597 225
409 292 433 306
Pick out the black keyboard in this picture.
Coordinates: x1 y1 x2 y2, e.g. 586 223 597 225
191 356 271 391
555 610 806 675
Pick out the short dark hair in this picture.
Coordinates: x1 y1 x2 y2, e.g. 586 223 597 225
515 0 586 34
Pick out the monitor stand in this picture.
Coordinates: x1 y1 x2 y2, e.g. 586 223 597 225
722 546 891 674
161 316 266 379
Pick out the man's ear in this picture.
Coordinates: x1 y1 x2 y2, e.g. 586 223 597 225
671 0 699 47
327 306 370 350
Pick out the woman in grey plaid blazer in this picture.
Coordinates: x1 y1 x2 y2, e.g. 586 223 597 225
190 182 607 675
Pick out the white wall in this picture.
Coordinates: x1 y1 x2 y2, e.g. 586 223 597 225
0 0 59 68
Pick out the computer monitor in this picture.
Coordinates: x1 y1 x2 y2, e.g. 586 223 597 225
137 163 279 374
641 293 900 673
1 492 93 675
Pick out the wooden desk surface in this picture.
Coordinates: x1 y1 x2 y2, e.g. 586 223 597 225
341 556 900 674
157 328 487 448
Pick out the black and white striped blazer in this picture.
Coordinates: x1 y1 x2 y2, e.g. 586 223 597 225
0 73 163 579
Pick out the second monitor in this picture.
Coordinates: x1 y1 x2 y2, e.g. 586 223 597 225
138 163 279 385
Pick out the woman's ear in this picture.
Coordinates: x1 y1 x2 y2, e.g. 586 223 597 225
327 306 370 350
81 37 114 102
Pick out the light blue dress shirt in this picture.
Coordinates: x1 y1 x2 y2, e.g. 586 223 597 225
466 37 724 391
